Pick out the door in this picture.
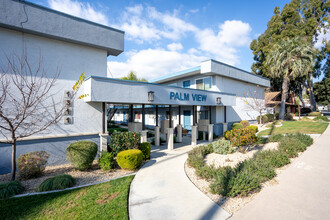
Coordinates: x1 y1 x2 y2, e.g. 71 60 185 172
183 110 191 130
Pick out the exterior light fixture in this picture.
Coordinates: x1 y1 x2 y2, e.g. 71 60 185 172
148 91 154 102
216 97 221 104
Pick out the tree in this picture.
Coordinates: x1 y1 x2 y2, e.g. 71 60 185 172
250 0 329 110
241 88 270 124
266 37 315 119
0 54 85 181
314 77 330 105
120 71 147 82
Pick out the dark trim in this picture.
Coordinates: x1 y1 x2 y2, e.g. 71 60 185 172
169 105 172 128
156 105 159 127
142 104 145 130
224 106 227 123
178 105 181 125
102 102 105 133
209 106 212 124
129 105 133 122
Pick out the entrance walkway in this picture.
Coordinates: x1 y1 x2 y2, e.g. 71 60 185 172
232 124 330 219
129 137 231 220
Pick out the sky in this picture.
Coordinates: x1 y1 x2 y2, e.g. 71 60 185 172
27 0 327 81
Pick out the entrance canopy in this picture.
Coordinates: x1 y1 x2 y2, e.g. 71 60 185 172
84 76 236 106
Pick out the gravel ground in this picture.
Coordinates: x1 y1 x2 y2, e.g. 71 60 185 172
185 142 285 215
0 160 136 192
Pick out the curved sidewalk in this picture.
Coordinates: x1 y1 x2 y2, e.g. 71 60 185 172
129 143 231 220
232 124 330 219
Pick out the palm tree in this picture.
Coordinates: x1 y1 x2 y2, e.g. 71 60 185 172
266 37 315 120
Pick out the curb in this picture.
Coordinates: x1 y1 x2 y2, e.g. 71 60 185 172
11 172 136 199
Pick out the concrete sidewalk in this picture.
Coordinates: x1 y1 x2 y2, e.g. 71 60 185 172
232 124 330 220
129 139 231 220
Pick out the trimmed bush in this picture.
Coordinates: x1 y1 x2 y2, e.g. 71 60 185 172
0 181 24 199
309 111 321 116
109 131 140 155
246 125 258 133
139 142 151 160
257 115 268 124
66 141 98 171
313 115 329 121
284 113 293 121
98 152 115 171
240 120 250 128
17 151 49 180
117 149 143 170
212 139 236 155
231 123 243 130
265 113 275 122
37 175 76 192
225 128 258 147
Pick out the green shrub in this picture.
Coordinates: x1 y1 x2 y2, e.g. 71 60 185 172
278 134 312 158
17 151 49 180
246 125 258 133
265 113 275 122
257 115 269 124
224 128 258 147
108 127 128 134
284 113 293 121
117 149 143 170
37 175 76 192
195 165 220 181
212 139 236 154
98 152 115 171
255 150 290 168
313 115 329 121
109 131 140 155
66 141 98 171
0 181 24 199
275 112 279 120
187 144 213 169
240 120 250 128
138 142 151 160
309 111 321 116
231 123 243 130
268 134 284 142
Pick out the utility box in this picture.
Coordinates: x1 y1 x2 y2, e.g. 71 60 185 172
197 119 209 132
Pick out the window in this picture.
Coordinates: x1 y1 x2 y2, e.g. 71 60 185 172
196 77 211 90
183 80 190 88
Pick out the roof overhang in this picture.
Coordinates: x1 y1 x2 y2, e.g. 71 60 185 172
84 76 236 106
0 0 124 56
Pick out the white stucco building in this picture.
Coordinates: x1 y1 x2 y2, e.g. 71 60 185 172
0 0 270 174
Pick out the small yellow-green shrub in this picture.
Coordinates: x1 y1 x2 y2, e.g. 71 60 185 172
117 149 143 170
246 125 258 133
240 120 250 128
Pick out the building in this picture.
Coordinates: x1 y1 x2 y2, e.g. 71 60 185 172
111 60 270 135
0 0 124 174
265 92 298 114
0 0 270 175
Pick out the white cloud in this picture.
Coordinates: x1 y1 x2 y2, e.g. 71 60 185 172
107 48 208 80
117 5 198 43
314 27 330 48
167 43 183 51
48 0 109 25
195 20 252 64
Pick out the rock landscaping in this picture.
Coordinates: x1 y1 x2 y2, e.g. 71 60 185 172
185 128 315 215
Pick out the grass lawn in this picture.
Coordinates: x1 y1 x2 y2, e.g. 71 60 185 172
258 121 329 136
0 175 134 220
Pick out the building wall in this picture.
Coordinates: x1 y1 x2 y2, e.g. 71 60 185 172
0 27 106 138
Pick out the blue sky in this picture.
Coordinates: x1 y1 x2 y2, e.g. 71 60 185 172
29 0 319 81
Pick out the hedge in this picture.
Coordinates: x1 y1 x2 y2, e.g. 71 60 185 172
117 149 143 170
66 141 98 171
